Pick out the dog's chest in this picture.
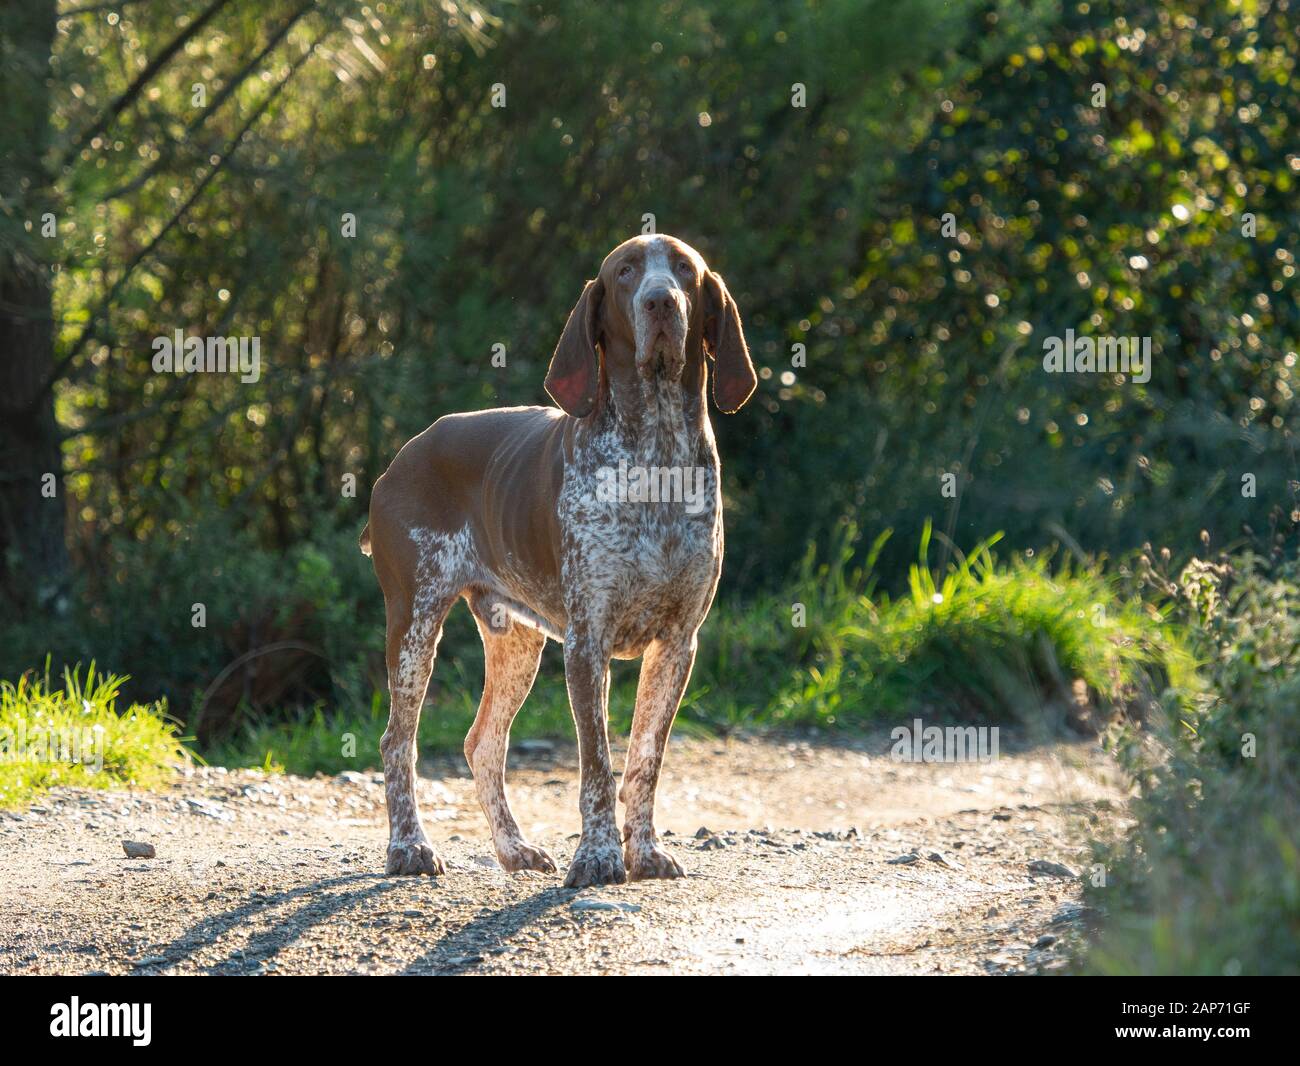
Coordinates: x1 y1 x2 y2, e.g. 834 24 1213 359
563 465 718 568
558 431 722 632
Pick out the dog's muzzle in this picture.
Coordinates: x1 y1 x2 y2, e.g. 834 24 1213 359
635 284 688 379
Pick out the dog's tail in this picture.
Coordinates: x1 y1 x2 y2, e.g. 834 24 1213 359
358 522 372 557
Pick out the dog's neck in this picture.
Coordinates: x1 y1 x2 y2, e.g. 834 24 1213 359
593 341 711 468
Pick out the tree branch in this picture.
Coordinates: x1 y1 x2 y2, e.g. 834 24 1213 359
60 0 234 169
101 0 316 203
39 31 326 403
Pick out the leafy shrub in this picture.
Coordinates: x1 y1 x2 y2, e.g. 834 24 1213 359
206 522 1194 773
700 521 1192 734
1087 550 1300 975
0 509 386 744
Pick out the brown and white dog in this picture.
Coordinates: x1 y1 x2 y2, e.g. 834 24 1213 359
360 234 755 888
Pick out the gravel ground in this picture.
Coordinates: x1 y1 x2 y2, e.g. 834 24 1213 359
0 732 1125 975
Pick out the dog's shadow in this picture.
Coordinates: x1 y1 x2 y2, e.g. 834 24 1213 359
153 871 569 975
399 886 573 975
148 872 397 974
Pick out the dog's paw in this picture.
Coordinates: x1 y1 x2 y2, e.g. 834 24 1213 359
498 840 558 874
386 838 445 876
625 840 686 881
564 840 627 888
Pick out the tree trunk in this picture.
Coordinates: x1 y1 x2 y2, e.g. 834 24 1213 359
0 0 68 616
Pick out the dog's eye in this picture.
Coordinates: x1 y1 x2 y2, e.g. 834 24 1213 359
676 260 692 274
619 264 634 279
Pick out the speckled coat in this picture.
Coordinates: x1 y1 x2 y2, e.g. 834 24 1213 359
361 234 756 887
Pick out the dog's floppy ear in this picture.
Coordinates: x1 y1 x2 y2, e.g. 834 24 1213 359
545 278 604 418
703 270 756 413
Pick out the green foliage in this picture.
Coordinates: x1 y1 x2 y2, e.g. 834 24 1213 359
209 524 1193 774
9 0 1025 719
3 510 387 738
207 661 577 777
3 0 1292 720
46 0 996 572
1087 551 1300 975
737 0 1300 582
850 523 1190 723
719 520 1192 731
0 664 189 808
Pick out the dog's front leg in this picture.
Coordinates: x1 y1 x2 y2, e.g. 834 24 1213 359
562 622 626 888
621 633 696 879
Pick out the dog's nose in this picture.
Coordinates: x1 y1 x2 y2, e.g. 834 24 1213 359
643 287 676 315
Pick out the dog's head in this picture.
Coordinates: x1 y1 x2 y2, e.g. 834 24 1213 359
545 234 757 418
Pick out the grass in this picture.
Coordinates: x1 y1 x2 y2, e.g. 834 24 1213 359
208 522 1194 776
4 524 1198 789
207 678 578 777
0 663 191 809
205 647 717 777
838 524 1194 724
689 521 1195 735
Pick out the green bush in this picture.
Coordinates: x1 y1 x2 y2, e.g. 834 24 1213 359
7 0 1293 738
1 510 386 743
209 523 1192 775
1087 551 1300 975
700 520 1192 734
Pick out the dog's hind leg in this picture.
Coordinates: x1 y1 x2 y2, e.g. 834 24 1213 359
378 549 459 876
465 597 555 873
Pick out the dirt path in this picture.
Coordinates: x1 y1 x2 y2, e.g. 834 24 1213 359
0 731 1125 975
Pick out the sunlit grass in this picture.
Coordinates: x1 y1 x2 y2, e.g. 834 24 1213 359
695 521 1195 732
211 522 1195 775
0 663 191 809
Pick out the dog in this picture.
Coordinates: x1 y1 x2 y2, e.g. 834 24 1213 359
360 233 755 887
